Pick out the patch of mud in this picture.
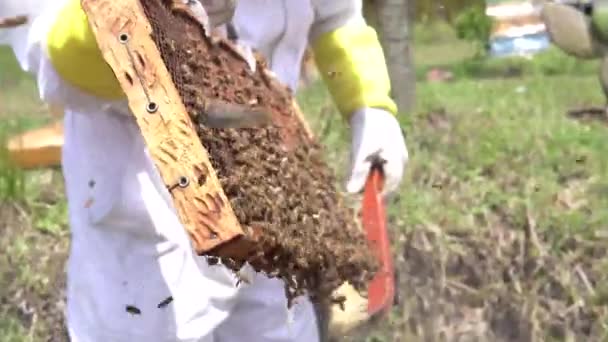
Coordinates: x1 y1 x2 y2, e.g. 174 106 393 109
568 106 608 124
342 216 608 342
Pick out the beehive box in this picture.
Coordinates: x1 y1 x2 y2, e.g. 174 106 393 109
81 0 377 302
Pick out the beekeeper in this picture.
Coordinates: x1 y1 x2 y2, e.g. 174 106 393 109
542 1 608 101
0 0 408 341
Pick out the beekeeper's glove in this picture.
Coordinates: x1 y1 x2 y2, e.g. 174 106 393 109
312 23 408 196
180 0 236 33
198 0 237 28
346 107 408 197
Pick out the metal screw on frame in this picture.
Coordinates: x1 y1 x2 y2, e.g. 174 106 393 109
118 33 130 44
166 176 190 192
178 176 190 188
146 102 158 113
117 31 158 114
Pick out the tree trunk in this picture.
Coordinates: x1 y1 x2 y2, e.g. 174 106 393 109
364 0 416 114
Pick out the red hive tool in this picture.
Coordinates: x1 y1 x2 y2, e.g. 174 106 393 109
362 164 395 317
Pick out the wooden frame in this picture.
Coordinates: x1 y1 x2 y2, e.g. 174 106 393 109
7 120 63 170
81 0 251 257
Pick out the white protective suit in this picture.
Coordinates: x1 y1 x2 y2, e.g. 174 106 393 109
0 0 408 341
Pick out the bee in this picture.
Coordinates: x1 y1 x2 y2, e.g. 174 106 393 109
331 295 347 311
206 256 220 266
125 305 141 315
157 296 174 309
327 70 342 79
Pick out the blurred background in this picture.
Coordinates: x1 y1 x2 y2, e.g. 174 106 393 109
3 1 608 341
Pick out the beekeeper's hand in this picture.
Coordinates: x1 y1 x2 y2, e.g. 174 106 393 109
197 0 236 27
182 1 256 72
346 108 408 197
180 0 236 31
309 14 408 197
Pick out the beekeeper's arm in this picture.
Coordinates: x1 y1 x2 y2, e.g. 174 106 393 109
45 0 126 101
309 0 408 196
3 0 262 126
0 0 129 114
7 0 225 101
21 0 232 103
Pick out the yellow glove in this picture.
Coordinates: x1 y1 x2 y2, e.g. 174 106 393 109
311 23 398 119
46 0 124 99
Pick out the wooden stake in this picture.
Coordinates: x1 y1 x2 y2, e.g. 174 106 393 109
81 0 249 257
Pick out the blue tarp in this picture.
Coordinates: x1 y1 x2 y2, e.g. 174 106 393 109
489 31 551 57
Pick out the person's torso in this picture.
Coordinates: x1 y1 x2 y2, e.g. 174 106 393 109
57 2 320 338
61 107 242 340
232 0 315 92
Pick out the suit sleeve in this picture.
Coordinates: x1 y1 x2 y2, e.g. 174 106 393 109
45 0 124 100
309 0 398 119
1 0 127 114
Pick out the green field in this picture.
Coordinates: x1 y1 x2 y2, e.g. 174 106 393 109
2 25 608 341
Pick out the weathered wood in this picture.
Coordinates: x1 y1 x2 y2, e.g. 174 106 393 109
0 15 27 28
81 0 248 256
7 120 63 170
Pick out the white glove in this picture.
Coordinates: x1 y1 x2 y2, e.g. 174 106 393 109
346 108 408 197
229 39 257 72
198 0 237 27
182 0 236 32
182 0 255 72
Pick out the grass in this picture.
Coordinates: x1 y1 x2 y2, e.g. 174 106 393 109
303 31 608 340
0 45 68 342
2 23 608 341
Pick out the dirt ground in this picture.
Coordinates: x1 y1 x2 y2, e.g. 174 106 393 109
0 197 68 341
5 201 607 341
2 108 607 342
346 216 608 341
